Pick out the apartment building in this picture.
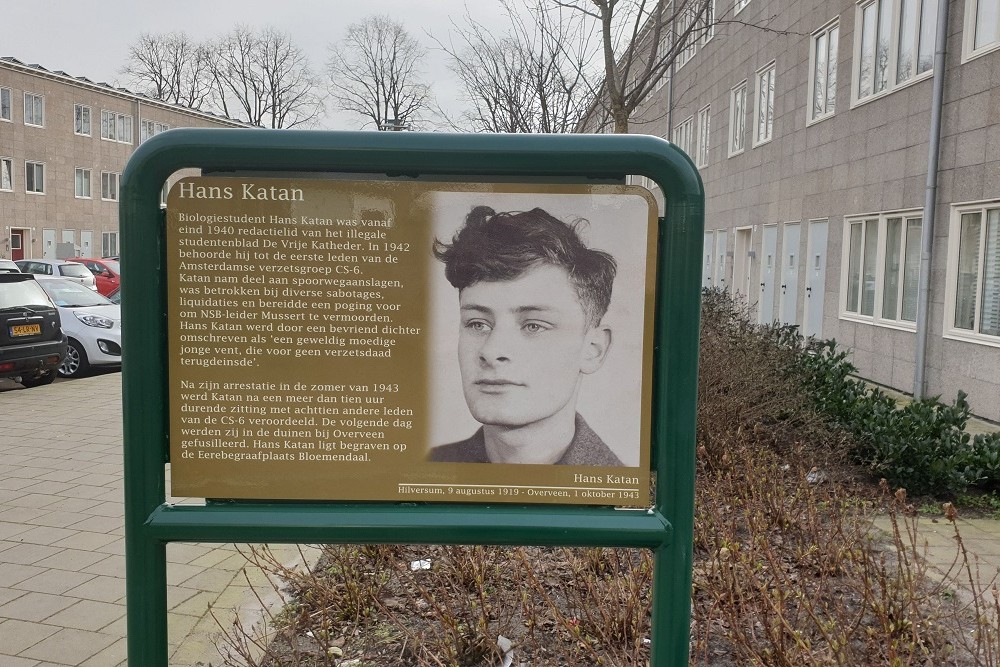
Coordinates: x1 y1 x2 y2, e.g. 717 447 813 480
0 57 243 261
614 0 1000 421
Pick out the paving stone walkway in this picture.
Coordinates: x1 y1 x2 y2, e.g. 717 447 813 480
0 373 316 666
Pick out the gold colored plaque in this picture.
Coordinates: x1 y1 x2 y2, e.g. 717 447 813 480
167 178 658 506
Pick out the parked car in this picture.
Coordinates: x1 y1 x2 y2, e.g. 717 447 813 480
69 258 121 296
0 259 21 273
0 273 67 387
107 287 121 304
15 259 98 291
34 278 121 378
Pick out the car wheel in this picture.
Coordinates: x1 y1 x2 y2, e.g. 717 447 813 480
59 339 90 378
20 370 56 388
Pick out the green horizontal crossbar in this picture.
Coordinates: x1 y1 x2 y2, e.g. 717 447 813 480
143 503 672 548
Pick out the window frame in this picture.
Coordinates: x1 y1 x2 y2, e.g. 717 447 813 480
101 171 121 202
101 110 134 144
75 167 92 199
25 161 45 195
728 80 748 157
807 19 840 125
735 0 751 15
963 0 1000 62
672 115 696 159
851 0 938 108
696 104 711 168
74 104 92 136
753 61 776 147
944 199 1000 347
0 157 12 192
839 209 923 331
102 231 119 259
23 92 44 127
0 87 11 122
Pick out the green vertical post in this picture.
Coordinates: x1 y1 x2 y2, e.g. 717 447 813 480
120 130 703 667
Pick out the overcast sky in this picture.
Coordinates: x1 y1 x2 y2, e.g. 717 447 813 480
3 0 514 130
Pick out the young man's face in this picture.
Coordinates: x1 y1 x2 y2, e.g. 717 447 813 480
457 263 609 431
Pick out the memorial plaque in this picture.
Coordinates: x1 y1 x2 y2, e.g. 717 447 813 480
167 177 658 506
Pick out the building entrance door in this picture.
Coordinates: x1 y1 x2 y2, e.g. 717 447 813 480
10 229 25 261
779 222 800 326
759 224 777 325
804 219 829 339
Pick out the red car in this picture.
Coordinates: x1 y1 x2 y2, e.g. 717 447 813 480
70 258 121 297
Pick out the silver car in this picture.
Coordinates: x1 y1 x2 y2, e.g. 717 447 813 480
15 259 97 291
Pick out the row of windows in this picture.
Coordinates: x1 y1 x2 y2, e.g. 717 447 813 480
0 87 170 142
673 0 1000 165
0 158 120 200
840 202 1000 345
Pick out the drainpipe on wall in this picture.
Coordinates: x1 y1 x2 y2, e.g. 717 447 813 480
913 0 952 400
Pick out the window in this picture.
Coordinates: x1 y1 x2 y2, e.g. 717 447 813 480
24 93 44 126
101 110 133 144
25 161 44 194
855 0 938 103
729 81 747 156
753 62 775 146
946 203 1000 343
735 0 751 13
700 0 716 45
0 87 10 121
696 105 711 167
102 172 120 201
964 0 1000 60
1 158 11 191
102 232 119 259
676 5 698 69
141 119 171 142
809 21 840 123
75 168 92 198
672 115 695 158
841 211 922 327
75 104 91 135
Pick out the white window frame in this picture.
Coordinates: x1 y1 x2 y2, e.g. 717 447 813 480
75 104 92 136
101 110 133 144
101 171 121 202
675 5 698 69
852 0 938 107
963 0 1000 61
102 231 119 258
807 20 840 125
728 80 748 157
25 161 45 194
0 87 11 122
23 92 44 127
944 200 1000 347
75 168 92 199
672 115 696 158
699 0 716 46
696 104 711 168
839 209 923 331
0 157 12 191
753 61 776 147
735 0 751 15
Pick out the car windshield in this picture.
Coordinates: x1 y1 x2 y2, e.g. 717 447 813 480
38 279 113 308
59 264 93 278
103 260 121 275
0 279 53 308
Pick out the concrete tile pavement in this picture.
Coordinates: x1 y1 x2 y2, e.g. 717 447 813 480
0 374 318 666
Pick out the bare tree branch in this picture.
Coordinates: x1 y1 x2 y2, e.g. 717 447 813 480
326 14 430 130
208 25 324 128
120 32 213 109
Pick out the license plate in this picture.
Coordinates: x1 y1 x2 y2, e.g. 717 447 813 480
10 324 41 337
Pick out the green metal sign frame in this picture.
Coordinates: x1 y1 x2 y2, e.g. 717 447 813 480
121 129 703 666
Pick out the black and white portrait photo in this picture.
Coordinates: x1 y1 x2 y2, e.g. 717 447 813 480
425 189 655 468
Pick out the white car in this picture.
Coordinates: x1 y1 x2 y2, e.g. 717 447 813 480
15 259 98 291
34 278 121 378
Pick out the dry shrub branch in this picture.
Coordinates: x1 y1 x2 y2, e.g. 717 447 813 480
215 289 999 666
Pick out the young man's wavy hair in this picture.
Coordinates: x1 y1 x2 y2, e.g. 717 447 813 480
433 206 617 327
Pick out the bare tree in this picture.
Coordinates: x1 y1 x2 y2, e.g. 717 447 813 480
439 0 595 133
208 26 323 128
120 32 214 109
326 15 430 130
